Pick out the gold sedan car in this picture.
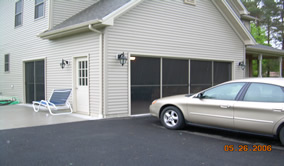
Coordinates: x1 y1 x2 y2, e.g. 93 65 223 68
150 78 284 145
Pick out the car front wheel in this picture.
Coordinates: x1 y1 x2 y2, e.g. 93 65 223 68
160 106 185 130
280 126 284 146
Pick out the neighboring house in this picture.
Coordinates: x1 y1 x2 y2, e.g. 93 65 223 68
0 0 281 118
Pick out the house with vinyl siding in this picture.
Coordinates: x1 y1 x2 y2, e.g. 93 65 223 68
1 0 280 118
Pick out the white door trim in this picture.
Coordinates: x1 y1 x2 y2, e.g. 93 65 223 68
22 57 47 103
72 55 90 115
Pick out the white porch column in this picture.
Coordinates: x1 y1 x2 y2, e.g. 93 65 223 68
280 57 283 78
258 54 262 77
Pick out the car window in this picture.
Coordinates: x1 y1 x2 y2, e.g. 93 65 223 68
202 83 245 100
243 83 284 102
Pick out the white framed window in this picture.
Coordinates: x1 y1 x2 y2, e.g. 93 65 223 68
35 0 45 19
184 0 196 6
4 54 10 72
15 0 23 27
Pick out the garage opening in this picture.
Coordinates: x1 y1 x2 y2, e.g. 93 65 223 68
131 57 160 115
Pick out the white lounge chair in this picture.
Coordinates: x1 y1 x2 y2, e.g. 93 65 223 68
32 89 73 115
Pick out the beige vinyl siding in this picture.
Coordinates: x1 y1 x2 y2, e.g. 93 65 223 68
0 0 50 101
104 0 245 117
51 0 98 27
46 32 101 117
0 1 101 117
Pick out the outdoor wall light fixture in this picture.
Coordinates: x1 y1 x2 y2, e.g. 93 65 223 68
238 61 246 70
60 59 69 69
116 52 127 66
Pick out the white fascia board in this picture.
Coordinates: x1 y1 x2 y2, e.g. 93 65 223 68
38 19 102 39
235 0 250 15
212 0 256 45
102 0 144 25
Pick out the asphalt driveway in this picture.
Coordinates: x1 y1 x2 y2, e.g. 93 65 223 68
1 115 284 166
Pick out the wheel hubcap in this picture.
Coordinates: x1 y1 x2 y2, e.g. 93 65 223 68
164 110 178 127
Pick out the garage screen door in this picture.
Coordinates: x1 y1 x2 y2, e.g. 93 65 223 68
131 57 160 115
190 60 232 93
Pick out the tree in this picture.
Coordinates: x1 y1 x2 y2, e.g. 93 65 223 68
261 0 279 46
274 0 284 49
242 0 279 47
251 23 269 45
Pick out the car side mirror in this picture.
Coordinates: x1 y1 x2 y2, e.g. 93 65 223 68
196 93 205 99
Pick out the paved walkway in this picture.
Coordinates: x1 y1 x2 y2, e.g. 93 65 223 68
0 104 97 130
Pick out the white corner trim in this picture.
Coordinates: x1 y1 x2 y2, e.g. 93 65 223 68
102 0 144 26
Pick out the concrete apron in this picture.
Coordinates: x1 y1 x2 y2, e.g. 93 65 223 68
0 104 98 130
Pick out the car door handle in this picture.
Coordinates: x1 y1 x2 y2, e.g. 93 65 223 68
220 105 231 109
273 109 283 112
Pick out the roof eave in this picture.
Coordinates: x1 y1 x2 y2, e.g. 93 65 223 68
212 0 256 46
246 46 284 56
101 0 143 26
38 0 143 39
38 20 103 39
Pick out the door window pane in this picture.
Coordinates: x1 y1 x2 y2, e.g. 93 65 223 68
78 60 88 86
244 83 284 102
202 83 245 100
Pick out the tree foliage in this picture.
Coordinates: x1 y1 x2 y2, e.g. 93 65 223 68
242 0 284 49
251 23 269 45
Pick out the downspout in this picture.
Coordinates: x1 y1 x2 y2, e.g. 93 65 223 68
88 24 105 118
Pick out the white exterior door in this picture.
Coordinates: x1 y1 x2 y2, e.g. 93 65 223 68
75 57 89 115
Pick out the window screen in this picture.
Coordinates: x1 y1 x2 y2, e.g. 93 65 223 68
131 57 160 115
190 60 212 93
162 58 188 97
190 60 232 93
213 62 231 85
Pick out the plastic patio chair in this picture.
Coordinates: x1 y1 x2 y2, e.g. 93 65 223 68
32 89 73 115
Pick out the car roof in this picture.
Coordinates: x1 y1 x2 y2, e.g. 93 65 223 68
229 78 284 87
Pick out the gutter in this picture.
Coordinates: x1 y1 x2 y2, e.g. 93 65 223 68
88 24 105 118
241 14 257 21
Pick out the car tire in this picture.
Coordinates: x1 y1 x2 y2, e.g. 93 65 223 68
160 106 185 130
280 126 284 146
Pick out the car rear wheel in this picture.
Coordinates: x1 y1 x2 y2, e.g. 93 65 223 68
280 126 284 146
160 106 185 130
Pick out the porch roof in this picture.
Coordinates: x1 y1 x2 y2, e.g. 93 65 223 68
246 45 284 56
